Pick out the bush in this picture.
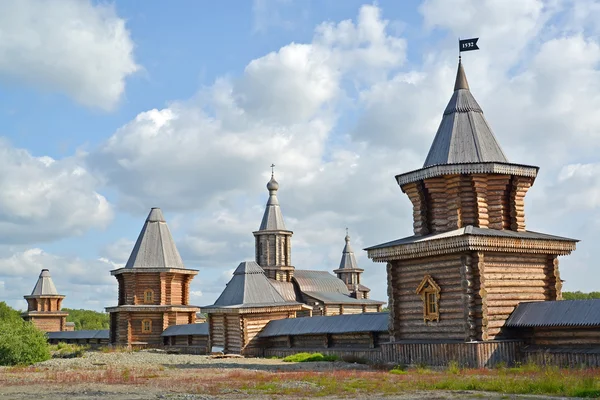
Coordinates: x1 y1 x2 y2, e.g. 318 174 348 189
282 352 340 363
0 319 50 366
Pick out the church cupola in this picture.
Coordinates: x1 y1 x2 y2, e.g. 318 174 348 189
253 166 294 282
333 230 369 299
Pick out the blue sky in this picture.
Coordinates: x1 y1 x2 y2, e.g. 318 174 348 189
1 0 600 311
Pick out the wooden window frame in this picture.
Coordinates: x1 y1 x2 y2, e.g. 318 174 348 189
141 319 152 334
143 289 154 304
416 275 441 322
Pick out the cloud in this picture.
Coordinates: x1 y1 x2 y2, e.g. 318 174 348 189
100 238 135 264
0 248 117 311
0 139 112 244
0 0 139 110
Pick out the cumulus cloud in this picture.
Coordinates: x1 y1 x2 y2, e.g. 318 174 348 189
0 139 112 243
0 0 139 110
0 248 117 311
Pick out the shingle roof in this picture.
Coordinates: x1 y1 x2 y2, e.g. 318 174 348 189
505 300 600 328
365 226 578 251
47 330 109 340
259 312 389 337
30 269 60 296
338 233 361 270
125 208 186 269
211 261 293 307
303 291 385 305
293 270 350 295
423 60 508 167
161 323 209 337
258 175 287 231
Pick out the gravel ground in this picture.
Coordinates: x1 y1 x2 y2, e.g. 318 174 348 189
0 351 583 399
34 349 372 371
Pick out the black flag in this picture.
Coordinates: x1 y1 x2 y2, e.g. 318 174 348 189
459 38 479 52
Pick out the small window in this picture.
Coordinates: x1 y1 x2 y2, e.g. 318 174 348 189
142 319 152 334
144 289 154 304
416 275 441 322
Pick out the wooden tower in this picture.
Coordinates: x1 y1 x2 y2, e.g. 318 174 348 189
22 269 69 332
333 231 370 299
106 208 200 347
253 172 294 282
366 60 577 342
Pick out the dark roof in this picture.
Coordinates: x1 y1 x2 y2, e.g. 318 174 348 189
505 300 600 328
259 312 388 337
124 208 187 269
30 269 60 296
47 330 109 340
293 270 350 295
423 60 508 167
303 291 384 305
211 261 293 307
161 323 208 337
366 226 578 251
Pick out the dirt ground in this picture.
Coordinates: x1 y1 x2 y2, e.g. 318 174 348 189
0 351 586 399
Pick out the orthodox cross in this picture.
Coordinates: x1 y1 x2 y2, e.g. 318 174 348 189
271 163 275 177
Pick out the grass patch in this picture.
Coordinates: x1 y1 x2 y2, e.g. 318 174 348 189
49 343 88 359
282 352 340 363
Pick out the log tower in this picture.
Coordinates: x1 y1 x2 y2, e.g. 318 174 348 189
366 59 577 342
22 269 68 332
106 208 199 347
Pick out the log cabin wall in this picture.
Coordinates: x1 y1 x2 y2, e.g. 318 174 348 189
28 316 65 332
129 312 163 344
529 327 600 347
401 174 534 235
132 273 161 305
242 312 293 351
390 254 466 341
481 253 561 340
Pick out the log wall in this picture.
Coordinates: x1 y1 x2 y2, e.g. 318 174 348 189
401 174 534 235
390 254 466 341
28 316 65 332
242 311 293 351
129 312 163 344
481 253 560 340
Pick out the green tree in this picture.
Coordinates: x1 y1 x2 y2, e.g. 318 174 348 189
0 301 21 323
562 291 600 300
0 303 50 366
63 308 109 330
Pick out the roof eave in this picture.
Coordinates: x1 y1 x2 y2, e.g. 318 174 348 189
395 162 540 188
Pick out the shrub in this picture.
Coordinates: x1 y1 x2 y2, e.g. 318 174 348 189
282 352 340 363
0 319 50 366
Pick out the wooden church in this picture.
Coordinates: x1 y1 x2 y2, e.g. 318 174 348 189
366 59 578 342
22 269 69 332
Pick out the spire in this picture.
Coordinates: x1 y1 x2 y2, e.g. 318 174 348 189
31 269 60 296
454 57 469 91
124 207 186 269
259 167 287 231
423 59 508 167
338 230 360 270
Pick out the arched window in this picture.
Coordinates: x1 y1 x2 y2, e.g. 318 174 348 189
144 289 154 304
142 319 152 334
416 275 441 322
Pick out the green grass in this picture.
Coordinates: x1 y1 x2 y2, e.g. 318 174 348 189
282 352 340 363
49 343 88 359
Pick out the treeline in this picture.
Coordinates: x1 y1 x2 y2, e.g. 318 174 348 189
562 291 600 300
63 308 109 330
0 301 50 365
